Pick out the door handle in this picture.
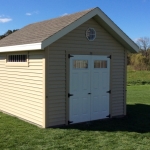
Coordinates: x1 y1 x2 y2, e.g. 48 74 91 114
88 93 91 95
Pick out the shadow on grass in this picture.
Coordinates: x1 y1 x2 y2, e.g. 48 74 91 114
57 104 150 133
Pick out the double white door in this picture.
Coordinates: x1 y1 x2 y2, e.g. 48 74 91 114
69 55 110 123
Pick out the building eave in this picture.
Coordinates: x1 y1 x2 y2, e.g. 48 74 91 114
0 43 42 53
42 7 138 53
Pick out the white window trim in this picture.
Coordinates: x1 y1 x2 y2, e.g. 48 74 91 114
5 52 29 67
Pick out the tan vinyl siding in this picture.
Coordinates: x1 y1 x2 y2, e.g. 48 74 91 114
46 50 66 126
0 51 44 127
46 18 126 127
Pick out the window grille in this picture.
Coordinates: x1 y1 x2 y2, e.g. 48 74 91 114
73 60 88 68
8 55 27 62
94 60 107 68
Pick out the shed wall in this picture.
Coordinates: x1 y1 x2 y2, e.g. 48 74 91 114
0 51 44 127
46 18 126 127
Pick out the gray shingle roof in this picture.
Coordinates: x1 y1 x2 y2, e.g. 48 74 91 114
0 8 94 47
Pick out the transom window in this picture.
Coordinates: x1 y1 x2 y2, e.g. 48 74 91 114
73 60 88 69
8 55 27 62
94 60 107 68
86 28 96 41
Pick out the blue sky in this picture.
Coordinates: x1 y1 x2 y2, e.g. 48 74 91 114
0 0 150 41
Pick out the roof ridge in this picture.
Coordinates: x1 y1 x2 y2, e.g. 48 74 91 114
27 8 96 27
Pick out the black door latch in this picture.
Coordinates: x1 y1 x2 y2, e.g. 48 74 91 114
68 93 73 98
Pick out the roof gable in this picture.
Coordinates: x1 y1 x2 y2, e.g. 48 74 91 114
0 7 138 53
0 9 94 50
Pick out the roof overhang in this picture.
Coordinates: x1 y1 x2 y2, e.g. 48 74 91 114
42 7 138 53
0 7 138 53
93 14 138 53
0 43 41 52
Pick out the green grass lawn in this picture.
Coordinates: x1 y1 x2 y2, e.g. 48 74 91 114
127 66 150 85
0 85 150 150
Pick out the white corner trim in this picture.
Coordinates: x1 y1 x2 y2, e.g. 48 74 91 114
0 43 42 52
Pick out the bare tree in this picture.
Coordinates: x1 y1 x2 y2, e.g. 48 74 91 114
136 37 150 57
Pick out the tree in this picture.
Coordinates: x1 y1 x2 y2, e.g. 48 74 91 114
4 30 12 36
136 37 150 51
0 29 19 40
136 37 150 57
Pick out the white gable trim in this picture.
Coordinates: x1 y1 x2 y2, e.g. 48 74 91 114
94 9 138 52
0 43 42 52
42 8 138 52
42 9 98 49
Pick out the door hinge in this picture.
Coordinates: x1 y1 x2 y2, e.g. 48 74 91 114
68 54 74 58
106 114 110 118
107 55 111 59
68 120 73 124
68 93 73 98
107 90 111 94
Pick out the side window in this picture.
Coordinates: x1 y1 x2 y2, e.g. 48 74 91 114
6 53 28 66
94 60 107 68
7 55 27 62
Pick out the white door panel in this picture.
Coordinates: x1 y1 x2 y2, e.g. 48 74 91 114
91 56 110 120
69 55 110 123
69 55 91 123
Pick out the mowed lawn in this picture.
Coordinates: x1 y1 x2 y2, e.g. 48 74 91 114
0 85 150 149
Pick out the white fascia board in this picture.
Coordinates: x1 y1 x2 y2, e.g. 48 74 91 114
95 8 139 52
0 43 42 52
42 7 138 53
42 8 99 49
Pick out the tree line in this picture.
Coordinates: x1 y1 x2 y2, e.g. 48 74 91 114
0 29 18 40
128 37 150 70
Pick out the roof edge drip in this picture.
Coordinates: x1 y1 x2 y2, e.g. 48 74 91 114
0 43 42 53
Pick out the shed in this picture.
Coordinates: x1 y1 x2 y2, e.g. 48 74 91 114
0 7 138 128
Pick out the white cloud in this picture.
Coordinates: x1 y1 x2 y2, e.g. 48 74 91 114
26 13 32 16
0 17 12 23
61 13 69 17
25 11 39 16
0 14 12 23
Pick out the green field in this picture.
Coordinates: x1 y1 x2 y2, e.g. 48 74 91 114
127 66 150 85
0 85 150 150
